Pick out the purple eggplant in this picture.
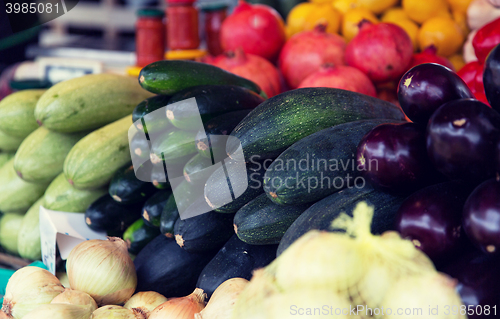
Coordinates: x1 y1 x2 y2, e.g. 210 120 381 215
356 122 438 193
426 98 500 184
398 63 473 124
463 178 500 255
484 43 500 112
395 181 471 264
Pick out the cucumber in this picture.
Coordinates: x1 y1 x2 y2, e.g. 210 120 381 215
0 129 24 151
195 110 252 159
35 73 154 133
276 185 406 256
132 95 172 134
0 89 45 138
227 88 406 160
142 189 172 228
150 129 198 166
0 213 23 255
173 210 234 253
166 85 263 130
123 219 161 255
139 60 264 97
44 173 107 212
14 127 86 184
85 194 143 233
0 159 48 213
183 154 217 184
196 235 278 299
263 119 404 205
233 193 311 245
17 197 45 260
0 152 14 168
160 194 180 237
109 164 157 204
64 115 133 190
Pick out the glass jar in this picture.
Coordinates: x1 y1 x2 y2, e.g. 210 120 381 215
135 9 165 67
202 3 227 56
167 0 200 50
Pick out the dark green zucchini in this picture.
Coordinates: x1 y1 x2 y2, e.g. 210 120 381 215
233 193 311 245
173 210 234 253
123 219 161 255
196 235 278 299
276 185 406 256
205 159 267 214
227 88 406 161
132 95 172 134
142 189 172 228
195 109 252 159
183 154 218 184
109 164 157 204
263 119 404 205
138 60 264 97
160 194 179 237
166 85 263 130
134 235 218 298
151 162 185 190
130 131 151 161
150 129 198 165
85 194 143 234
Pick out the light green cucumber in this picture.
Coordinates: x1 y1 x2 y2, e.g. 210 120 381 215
0 213 24 255
0 129 24 151
14 127 87 184
0 89 45 138
64 115 133 190
0 152 14 168
17 197 45 260
44 173 107 212
0 159 49 213
35 73 154 133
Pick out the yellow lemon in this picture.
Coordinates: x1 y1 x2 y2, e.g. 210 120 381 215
341 8 378 41
381 7 409 22
418 16 465 57
332 0 358 14
386 19 419 51
448 53 466 71
286 2 316 37
302 4 342 34
310 0 334 4
452 10 469 36
446 0 473 13
356 0 399 14
402 0 450 24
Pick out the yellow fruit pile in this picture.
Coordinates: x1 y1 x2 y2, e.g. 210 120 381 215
286 0 473 61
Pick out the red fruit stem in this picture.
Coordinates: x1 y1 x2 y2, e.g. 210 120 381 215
422 45 438 55
314 24 328 33
357 19 373 30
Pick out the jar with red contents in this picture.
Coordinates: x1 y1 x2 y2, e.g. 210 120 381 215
166 0 200 50
202 3 227 56
135 9 165 67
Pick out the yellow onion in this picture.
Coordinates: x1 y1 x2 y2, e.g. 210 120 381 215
51 289 98 312
91 305 145 319
195 278 248 319
1 266 65 319
124 292 168 318
0 311 10 318
66 237 137 305
22 304 93 319
149 288 205 319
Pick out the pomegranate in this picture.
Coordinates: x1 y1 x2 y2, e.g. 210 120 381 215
297 64 376 97
345 21 413 83
408 46 455 71
201 48 282 98
220 1 286 62
278 24 347 89
473 63 491 106
457 61 481 89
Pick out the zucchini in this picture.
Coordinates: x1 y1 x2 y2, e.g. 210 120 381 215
35 73 154 133
64 115 133 190
132 95 172 134
134 235 218 298
0 213 23 255
109 164 157 204
123 219 161 255
150 129 198 166
276 185 406 256
173 210 234 253
195 110 252 159
17 197 44 260
183 154 218 184
130 130 151 161
0 129 24 151
233 193 311 245
14 127 86 184
263 119 404 205
0 89 45 138
166 85 263 130
151 164 169 189
0 159 48 213
85 194 143 233
44 173 107 212
0 152 14 168
138 60 264 97
227 88 406 160
196 235 278 299
160 194 180 237
142 189 172 228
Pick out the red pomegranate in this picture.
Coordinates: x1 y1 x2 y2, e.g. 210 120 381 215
278 24 347 89
408 46 455 71
297 64 376 97
220 1 286 62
